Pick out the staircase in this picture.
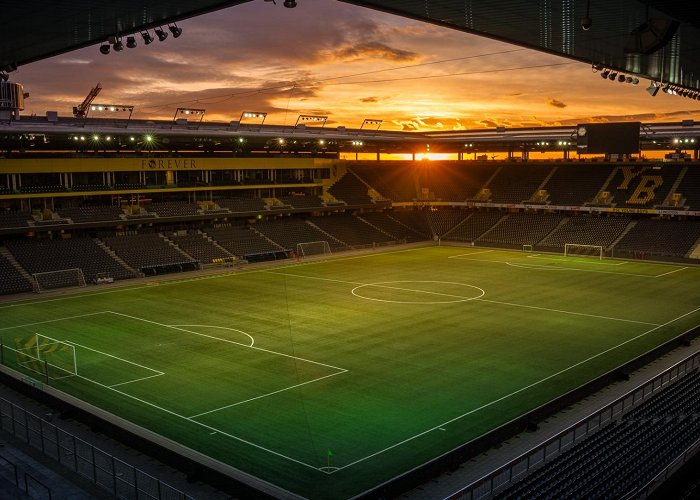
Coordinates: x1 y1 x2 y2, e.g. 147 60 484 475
686 236 700 260
198 230 235 257
591 167 620 205
160 233 201 262
305 220 348 248
442 213 475 239
356 215 399 240
249 227 286 251
94 239 140 277
660 166 688 207
0 246 34 285
608 221 637 252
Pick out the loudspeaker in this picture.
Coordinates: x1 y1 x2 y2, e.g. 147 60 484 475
625 18 680 55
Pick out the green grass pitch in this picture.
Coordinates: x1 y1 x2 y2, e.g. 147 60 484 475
1 246 699 499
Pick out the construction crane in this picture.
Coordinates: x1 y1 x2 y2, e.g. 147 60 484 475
72 82 102 118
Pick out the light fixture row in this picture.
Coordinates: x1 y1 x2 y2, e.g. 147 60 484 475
100 25 182 55
592 64 639 85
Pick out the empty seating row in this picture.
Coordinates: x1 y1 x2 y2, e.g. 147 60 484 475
477 213 566 247
277 195 325 209
486 164 553 203
327 172 374 205
216 197 267 212
0 252 33 295
442 211 504 242
309 214 394 247
6 238 135 283
358 212 425 242
542 165 614 206
538 216 631 249
166 231 233 264
205 226 283 258
428 209 472 238
56 206 124 223
0 211 32 229
103 233 195 271
254 219 348 252
351 163 418 201
388 210 432 238
615 219 700 257
147 202 201 217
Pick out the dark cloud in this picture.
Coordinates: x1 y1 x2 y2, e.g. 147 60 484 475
330 42 420 63
360 96 379 103
547 98 567 108
479 119 499 128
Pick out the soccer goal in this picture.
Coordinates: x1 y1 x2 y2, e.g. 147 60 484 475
15 334 77 380
564 244 604 260
522 244 534 252
296 241 332 258
33 268 87 293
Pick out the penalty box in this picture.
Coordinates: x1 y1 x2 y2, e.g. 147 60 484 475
1 311 347 417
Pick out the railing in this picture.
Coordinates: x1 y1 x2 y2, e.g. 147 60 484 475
0 454 53 499
447 350 700 500
0 396 196 500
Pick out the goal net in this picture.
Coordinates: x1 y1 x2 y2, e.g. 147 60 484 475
564 244 604 260
522 244 534 252
33 268 87 293
14 334 77 380
296 241 332 258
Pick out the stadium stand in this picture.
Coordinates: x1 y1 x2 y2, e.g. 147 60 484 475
148 202 201 217
254 218 348 252
309 214 395 247
613 219 700 258
277 194 325 209
542 164 615 206
216 196 267 213
55 205 124 223
351 163 417 201
674 167 700 210
477 212 566 247
19 184 67 194
442 211 505 242
327 171 374 205
102 233 198 273
166 231 234 264
0 210 32 229
419 163 499 201
427 209 472 238
538 216 632 250
483 164 554 203
6 238 136 284
357 212 426 242
0 250 34 294
204 226 286 259
388 210 433 238
607 165 684 208
494 369 700 500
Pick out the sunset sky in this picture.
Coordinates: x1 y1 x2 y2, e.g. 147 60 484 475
13 0 700 131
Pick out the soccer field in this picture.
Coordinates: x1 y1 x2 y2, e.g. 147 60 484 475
1 246 699 499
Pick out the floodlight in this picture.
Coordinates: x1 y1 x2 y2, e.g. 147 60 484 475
601 69 610 79
113 38 124 51
168 24 182 38
608 72 617 80
99 43 111 55
155 27 168 41
284 0 297 7
126 36 137 48
618 74 626 82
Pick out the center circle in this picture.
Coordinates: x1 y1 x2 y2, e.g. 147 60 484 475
351 281 485 304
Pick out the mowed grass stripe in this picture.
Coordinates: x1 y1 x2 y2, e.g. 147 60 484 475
0 246 697 499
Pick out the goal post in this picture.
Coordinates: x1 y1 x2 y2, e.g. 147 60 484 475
296 241 332 258
522 244 534 252
14 334 77 380
564 244 604 260
33 268 87 293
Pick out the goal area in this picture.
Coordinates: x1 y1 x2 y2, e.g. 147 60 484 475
14 334 77 380
564 244 604 260
296 241 332 258
33 268 87 293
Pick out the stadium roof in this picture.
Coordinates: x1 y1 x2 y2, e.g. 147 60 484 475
1 0 699 92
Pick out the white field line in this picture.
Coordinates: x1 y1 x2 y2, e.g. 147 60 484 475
655 266 689 278
109 373 165 388
326 305 700 474
505 261 666 278
526 254 628 266
170 325 255 347
106 311 347 372
66 340 164 376
189 369 348 419
474 298 659 326
71 373 325 472
0 311 109 331
264 271 659 326
0 246 428 309
447 250 495 258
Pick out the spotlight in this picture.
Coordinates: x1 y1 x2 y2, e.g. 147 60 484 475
662 83 671 94
591 63 604 72
155 27 168 41
141 31 154 44
0 72 8 82
126 36 137 48
601 69 610 79
618 74 626 82
283 0 297 7
168 24 182 38
99 43 111 55
608 72 617 80
113 38 124 51
630 78 639 85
